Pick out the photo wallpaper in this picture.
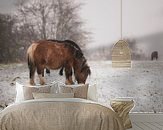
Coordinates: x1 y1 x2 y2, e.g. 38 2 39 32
0 0 163 113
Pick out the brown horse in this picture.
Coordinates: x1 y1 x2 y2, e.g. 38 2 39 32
27 40 91 85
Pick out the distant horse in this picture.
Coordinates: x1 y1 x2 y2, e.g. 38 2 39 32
151 51 158 60
45 39 83 76
27 40 90 85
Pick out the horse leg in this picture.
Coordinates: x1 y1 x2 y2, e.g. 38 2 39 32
46 68 50 76
151 55 153 60
65 66 74 85
37 65 45 85
29 66 36 85
59 66 64 76
156 55 158 60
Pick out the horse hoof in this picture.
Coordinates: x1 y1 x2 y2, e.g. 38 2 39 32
40 81 45 85
30 80 36 86
65 81 74 85
30 82 36 86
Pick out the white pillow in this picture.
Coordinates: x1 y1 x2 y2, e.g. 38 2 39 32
58 83 97 101
87 84 97 101
15 82 58 103
59 84 89 99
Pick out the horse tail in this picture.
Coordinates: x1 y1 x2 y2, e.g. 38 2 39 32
27 54 34 70
27 43 38 80
27 43 38 67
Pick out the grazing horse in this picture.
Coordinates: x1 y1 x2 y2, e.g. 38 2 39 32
27 40 91 85
45 40 83 76
151 51 158 60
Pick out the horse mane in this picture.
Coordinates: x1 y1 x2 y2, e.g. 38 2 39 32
64 40 83 59
80 58 91 75
47 39 82 51
64 40 82 52
47 39 64 43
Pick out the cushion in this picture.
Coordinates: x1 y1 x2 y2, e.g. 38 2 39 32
59 84 89 99
32 93 74 99
87 84 97 101
23 86 50 100
15 82 58 102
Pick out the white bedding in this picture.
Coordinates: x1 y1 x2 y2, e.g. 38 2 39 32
0 98 124 130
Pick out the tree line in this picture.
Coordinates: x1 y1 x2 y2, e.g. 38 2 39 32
0 0 91 63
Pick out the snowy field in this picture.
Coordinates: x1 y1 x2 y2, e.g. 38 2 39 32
0 61 163 112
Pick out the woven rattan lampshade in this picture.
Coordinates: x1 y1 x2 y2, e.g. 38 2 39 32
111 0 131 68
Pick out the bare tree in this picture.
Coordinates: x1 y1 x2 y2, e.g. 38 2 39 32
15 0 90 48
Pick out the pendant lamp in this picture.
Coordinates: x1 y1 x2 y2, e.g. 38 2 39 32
111 0 131 68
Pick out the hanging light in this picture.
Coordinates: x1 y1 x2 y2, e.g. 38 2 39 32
111 0 132 68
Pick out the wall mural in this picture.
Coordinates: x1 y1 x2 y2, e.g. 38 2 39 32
0 0 163 113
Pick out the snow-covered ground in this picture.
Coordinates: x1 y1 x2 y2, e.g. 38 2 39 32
88 61 163 113
0 61 163 112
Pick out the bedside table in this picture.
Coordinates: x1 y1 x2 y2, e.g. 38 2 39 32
110 98 134 129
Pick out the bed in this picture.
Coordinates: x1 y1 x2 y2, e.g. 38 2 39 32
0 98 125 130
0 82 126 130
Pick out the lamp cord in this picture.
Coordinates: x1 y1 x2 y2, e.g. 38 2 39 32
120 0 123 40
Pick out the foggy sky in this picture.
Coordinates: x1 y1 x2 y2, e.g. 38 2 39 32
0 0 15 14
81 0 163 48
0 0 163 57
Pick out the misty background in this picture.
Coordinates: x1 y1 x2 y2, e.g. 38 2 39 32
0 0 163 62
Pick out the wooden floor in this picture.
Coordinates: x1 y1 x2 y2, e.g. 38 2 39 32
128 113 163 130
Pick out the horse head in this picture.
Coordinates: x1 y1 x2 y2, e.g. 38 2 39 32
62 40 90 84
74 57 91 84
